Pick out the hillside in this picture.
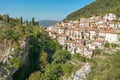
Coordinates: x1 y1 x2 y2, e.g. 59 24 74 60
38 20 59 27
65 0 120 20
0 15 56 79
0 15 85 80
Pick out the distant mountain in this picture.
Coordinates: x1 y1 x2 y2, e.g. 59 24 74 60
65 0 120 20
38 20 60 27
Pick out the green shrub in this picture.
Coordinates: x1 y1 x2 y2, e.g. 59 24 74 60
111 43 118 48
10 57 20 68
104 42 110 48
72 53 87 62
61 64 73 77
93 48 101 55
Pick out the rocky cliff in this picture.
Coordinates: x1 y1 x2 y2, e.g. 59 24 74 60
65 63 91 80
0 38 29 80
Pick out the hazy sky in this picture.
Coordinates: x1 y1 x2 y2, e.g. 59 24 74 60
0 0 95 21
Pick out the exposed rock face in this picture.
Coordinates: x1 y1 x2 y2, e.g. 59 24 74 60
65 63 91 80
0 39 29 80
21 38 30 65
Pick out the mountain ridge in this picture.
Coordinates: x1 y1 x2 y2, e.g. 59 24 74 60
38 20 60 27
65 0 120 20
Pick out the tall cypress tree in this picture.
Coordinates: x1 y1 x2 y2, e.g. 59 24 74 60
32 17 35 26
20 16 23 25
6 14 9 23
26 20 28 26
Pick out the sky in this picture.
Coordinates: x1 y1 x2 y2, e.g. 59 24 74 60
0 0 95 21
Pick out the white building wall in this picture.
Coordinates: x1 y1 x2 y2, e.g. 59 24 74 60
105 33 118 43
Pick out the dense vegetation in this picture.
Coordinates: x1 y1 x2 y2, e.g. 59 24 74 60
0 14 86 80
1 12 120 80
12 27 62 80
23 33 87 80
0 14 39 27
65 0 120 20
0 14 41 71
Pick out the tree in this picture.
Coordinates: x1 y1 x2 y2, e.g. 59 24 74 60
0 15 3 20
5 14 10 23
32 17 35 26
20 16 23 25
26 20 28 26
111 43 118 48
53 50 71 64
34 22 39 26
28 71 41 80
40 64 62 80
39 51 48 72
104 42 110 48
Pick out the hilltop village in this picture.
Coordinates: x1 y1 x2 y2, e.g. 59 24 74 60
46 13 120 58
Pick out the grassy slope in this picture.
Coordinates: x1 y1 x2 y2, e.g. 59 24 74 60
65 0 120 20
87 50 120 80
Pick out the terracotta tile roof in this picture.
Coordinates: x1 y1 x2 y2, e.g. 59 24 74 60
46 30 56 34
57 34 68 37
91 43 97 46
76 46 88 48
100 30 120 34
90 28 99 31
65 40 80 44
95 39 104 43
117 28 120 30
70 27 86 31
76 39 88 42
73 23 79 26
98 24 108 26
61 26 67 29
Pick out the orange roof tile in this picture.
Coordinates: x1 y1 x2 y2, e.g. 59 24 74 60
57 34 68 37
95 39 104 43
46 30 56 34
100 30 120 34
